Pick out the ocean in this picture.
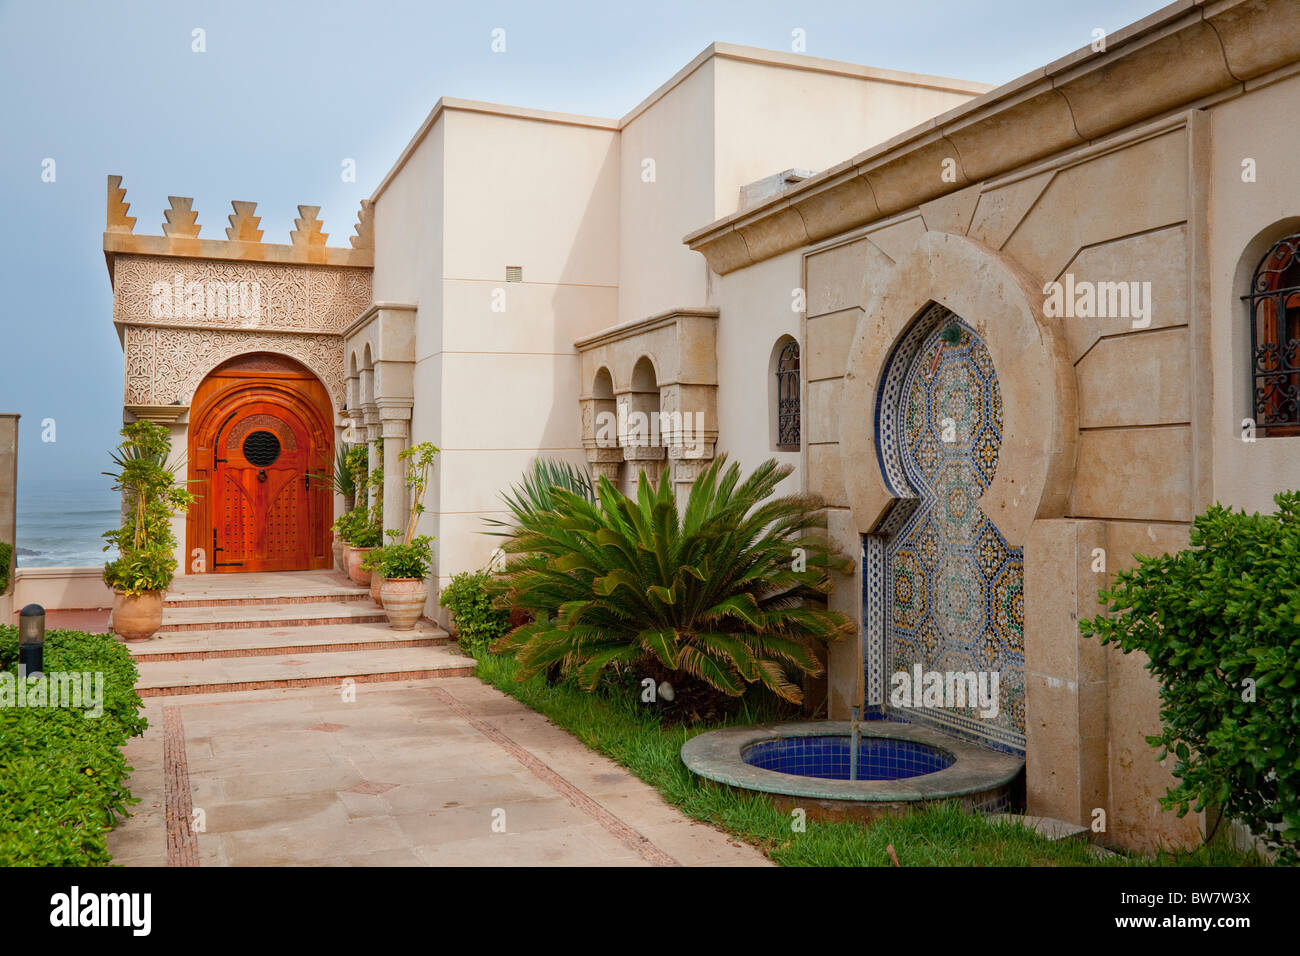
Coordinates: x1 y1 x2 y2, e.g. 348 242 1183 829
14 476 121 569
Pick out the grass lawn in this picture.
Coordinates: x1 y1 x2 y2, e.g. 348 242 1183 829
473 651 1268 867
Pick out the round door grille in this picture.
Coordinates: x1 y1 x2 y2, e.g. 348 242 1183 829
242 430 282 466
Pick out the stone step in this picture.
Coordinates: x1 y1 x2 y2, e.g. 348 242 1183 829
157 600 387 633
987 813 1091 842
135 645 477 697
165 570 369 609
128 620 453 663
165 588 371 609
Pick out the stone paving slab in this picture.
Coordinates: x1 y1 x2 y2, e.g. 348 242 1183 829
107 678 771 867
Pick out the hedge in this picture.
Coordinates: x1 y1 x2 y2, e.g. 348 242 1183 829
0 627 148 865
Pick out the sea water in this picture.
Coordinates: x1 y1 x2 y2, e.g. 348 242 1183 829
14 476 121 568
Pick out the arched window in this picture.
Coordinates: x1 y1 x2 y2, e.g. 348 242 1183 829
774 338 800 450
1244 233 1300 435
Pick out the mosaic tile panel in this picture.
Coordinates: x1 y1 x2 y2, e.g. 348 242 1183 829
742 735 955 781
864 309 1026 754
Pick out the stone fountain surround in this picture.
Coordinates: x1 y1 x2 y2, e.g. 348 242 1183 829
681 719 1023 822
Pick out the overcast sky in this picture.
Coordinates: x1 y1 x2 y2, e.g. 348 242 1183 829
0 0 1165 492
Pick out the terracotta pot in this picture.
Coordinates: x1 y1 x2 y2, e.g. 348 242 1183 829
345 546 374 587
112 590 165 642
332 534 346 573
380 578 426 630
370 572 385 607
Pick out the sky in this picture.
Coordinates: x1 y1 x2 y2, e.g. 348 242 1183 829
0 0 1167 494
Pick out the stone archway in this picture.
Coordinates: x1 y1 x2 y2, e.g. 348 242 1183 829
841 231 1077 754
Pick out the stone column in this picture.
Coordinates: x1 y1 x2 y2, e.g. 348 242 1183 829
361 405 380 513
380 412 411 541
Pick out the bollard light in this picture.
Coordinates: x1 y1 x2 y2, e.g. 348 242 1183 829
18 603 45 677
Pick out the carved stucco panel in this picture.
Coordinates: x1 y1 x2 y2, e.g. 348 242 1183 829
113 255 371 334
123 325 345 411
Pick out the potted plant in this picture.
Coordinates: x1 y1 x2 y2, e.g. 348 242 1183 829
361 544 386 606
101 421 195 642
330 510 351 572
379 442 439 629
377 535 433 629
343 516 381 587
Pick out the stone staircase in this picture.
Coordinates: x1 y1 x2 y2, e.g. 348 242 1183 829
128 570 474 697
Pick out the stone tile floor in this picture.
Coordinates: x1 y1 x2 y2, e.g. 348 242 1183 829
108 675 769 867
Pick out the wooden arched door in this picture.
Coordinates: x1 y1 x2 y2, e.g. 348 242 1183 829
187 354 334 573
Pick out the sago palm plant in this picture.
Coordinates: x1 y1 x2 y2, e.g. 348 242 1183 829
490 456 854 705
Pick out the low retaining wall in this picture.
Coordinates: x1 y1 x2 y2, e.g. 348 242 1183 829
13 566 113 612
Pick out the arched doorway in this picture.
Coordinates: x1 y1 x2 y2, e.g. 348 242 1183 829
187 353 334 572
868 304 1025 753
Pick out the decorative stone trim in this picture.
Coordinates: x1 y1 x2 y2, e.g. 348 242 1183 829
124 404 188 424
839 232 1077 548
576 308 720 490
685 0 1300 273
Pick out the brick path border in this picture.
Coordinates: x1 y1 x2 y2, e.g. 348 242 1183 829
429 685 679 867
162 705 199 867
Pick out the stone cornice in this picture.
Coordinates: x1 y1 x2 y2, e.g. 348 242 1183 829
685 0 1300 274
124 404 189 424
104 232 373 278
574 307 719 352
342 301 417 341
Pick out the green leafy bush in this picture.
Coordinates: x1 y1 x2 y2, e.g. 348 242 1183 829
0 541 11 593
440 570 509 654
348 523 382 549
0 627 148 865
490 456 854 709
378 535 434 580
1080 491 1300 864
336 505 381 547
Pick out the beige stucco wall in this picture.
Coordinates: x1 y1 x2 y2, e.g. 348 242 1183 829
711 249 803 493
618 59 717 326
1207 70 1300 513
371 47 988 622
377 107 620 620
712 57 983 222
617 48 990 328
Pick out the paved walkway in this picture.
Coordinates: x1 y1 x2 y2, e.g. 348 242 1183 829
107 676 769 867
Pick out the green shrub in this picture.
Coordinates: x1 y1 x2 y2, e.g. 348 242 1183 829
490 456 854 709
0 541 11 593
336 505 381 547
0 627 148 866
1081 491 1300 864
378 535 434 580
440 570 509 654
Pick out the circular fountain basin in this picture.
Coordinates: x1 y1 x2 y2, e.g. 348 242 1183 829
682 721 1024 822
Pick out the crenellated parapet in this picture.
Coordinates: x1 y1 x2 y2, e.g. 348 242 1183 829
104 174 375 415
102 175 374 272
